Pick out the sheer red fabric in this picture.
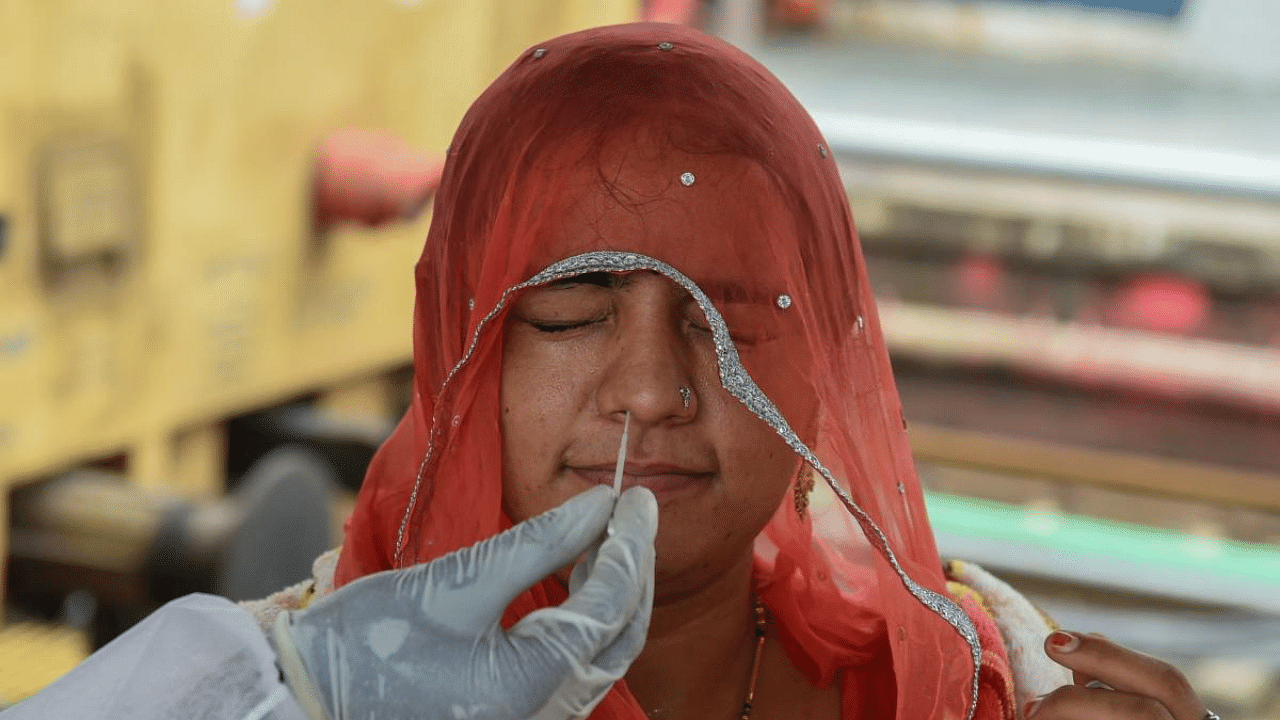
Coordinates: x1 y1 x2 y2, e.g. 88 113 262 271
336 23 980 720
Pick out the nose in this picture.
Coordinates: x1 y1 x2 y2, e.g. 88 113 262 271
595 299 698 427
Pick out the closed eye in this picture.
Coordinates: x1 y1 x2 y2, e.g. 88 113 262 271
531 321 587 332
527 314 608 333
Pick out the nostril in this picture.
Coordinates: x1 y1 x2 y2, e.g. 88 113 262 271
599 375 696 426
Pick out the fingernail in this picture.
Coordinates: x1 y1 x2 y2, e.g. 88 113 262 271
1086 680 1114 690
1024 696 1044 718
1047 630 1079 652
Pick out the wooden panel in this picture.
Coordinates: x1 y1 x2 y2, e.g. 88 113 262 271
0 0 637 493
910 422 1280 513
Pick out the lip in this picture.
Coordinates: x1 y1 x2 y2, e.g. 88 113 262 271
570 462 714 499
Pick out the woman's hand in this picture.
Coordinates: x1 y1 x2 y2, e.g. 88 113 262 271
272 485 659 720
1029 631 1215 720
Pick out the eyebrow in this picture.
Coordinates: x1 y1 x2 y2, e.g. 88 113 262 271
548 272 628 289
548 272 776 306
697 280 777 305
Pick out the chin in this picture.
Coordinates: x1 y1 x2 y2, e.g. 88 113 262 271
652 521 757 597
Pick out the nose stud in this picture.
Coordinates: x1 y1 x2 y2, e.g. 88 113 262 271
678 385 692 409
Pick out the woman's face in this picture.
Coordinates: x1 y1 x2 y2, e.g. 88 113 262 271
501 270 797 597
499 152 805 599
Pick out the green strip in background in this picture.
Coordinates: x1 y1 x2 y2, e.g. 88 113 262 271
924 490 1280 588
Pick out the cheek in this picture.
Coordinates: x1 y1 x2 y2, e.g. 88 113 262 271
720 422 796 528
738 337 819 443
707 358 802 528
499 331 596 524
652 402 797 579
499 403 549 524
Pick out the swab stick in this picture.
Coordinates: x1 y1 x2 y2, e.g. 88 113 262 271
612 411 631 496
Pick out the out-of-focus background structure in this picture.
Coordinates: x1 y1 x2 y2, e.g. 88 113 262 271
750 1 1280 718
0 0 633 702
2 0 1278 716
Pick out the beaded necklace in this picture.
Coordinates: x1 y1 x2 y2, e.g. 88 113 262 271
739 597 768 719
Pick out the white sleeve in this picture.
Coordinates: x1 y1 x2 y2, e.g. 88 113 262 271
947 560 1073 711
2 594 310 720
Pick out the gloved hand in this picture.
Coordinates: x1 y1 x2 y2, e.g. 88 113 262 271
271 485 658 720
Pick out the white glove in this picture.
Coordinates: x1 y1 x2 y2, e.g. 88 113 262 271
271 485 658 720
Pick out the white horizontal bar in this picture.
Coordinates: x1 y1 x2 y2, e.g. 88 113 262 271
813 110 1280 197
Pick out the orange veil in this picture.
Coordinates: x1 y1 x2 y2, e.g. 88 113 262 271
336 23 980 720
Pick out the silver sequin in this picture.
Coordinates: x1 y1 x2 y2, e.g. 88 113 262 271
658 41 674 51
679 172 695 187
398 252 982 720
467 298 475 311
776 294 792 309
855 315 865 331
818 144 829 158
532 48 547 59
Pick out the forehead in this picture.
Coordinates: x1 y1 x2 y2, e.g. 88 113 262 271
531 143 801 294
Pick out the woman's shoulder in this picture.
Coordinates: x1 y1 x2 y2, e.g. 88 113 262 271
944 560 1073 720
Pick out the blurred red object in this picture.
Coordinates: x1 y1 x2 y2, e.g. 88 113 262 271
775 0 824 25
313 129 444 228
1110 273 1211 335
952 253 1007 310
642 0 827 27
644 0 699 24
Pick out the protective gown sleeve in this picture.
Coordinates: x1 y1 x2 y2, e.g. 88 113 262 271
1 594 308 720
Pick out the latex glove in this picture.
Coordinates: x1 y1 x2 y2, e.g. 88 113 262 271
271 485 658 720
